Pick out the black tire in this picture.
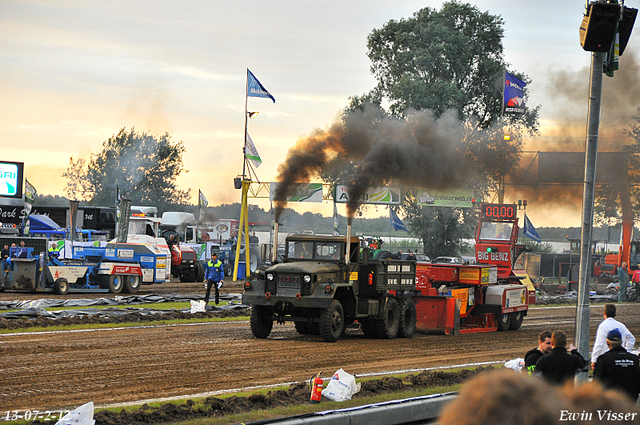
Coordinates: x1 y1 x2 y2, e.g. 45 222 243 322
195 262 205 282
360 319 377 338
397 298 417 338
319 299 344 342
250 306 273 338
509 311 524 330
123 275 141 294
54 278 69 295
497 312 512 331
374 250 394 260
107 274 124 294
374 298 400 339
224 264 233 277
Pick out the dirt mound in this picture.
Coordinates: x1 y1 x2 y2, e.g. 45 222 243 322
25 368 491 425
0 308 249 330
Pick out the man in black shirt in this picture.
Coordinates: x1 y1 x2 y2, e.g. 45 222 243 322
524 330 552 375
0 244 9 285
535 330 586 385
594 329 640 402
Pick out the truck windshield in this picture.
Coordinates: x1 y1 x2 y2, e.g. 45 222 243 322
479 222 513 241
286 240 342 260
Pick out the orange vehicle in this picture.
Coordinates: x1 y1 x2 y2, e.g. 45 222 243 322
413 203 535 334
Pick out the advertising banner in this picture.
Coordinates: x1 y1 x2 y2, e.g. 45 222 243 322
334 185 402 205
269 182 323 203
0 161 24 199
415 189 474 208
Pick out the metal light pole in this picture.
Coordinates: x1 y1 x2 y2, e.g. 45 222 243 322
575 51 604 383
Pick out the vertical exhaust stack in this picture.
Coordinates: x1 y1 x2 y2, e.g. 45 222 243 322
345 224 352 265
272 222 279 263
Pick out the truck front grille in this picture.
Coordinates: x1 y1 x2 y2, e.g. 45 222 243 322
277 274 301 297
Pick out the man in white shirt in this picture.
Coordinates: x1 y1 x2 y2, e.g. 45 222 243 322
591 303 636 370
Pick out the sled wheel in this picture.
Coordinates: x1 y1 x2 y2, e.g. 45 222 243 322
250 306 273 338
497 312 512 331
509 311 524 330
397 298 416 338
108 274 124 294
319 299 344 342
374 298 400 339
124 275 141 294
54 278 69 295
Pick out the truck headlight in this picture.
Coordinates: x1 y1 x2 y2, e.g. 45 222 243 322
266 273 274 281
303 275 311 283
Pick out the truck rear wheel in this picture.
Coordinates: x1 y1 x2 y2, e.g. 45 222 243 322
497 312 512 331
397 298 416 338
107 275 124 294
374 298 400 339
54 278 69 295
250 306 273 338
509 311 524 330
319 299 344 342
124 275 141 293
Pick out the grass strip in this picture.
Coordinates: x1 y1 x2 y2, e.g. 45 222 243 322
0 315 248 334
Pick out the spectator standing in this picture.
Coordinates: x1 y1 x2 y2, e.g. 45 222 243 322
591 303 635 370
594 329 640 402
618 261 629 302
534 330 586 385
523 330 552 375
0 244 9 284
203 252 224 305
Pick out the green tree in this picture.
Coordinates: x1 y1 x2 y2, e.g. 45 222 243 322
594 108 640 228
337 1 540 256
63 128 190 207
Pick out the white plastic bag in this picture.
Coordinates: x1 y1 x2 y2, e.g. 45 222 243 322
321 368 359 402
55 401 95 425
190 300 206 313
504 358 524 372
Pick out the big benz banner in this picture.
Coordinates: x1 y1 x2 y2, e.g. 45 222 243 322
334 186 402 205
269 183 323 203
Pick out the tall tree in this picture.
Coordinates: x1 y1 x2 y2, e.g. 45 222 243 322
63 128 190 207
339 1 539 256
595 108 640 228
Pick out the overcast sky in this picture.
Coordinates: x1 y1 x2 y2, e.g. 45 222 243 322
2 0 639 227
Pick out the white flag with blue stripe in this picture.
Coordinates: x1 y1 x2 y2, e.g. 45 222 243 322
523 214 541 243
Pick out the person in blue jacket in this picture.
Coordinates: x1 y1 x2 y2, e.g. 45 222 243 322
204 252 224 305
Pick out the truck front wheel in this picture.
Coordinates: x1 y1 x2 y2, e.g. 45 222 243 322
375 298 400 339
397 298 416 338
250 306 273 338
319 299 344 342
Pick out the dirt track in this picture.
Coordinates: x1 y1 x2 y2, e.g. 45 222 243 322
2 282 640 414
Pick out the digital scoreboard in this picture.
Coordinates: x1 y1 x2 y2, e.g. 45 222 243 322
480 203 517 221
0 161 24 199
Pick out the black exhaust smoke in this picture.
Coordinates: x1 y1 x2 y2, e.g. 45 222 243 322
274 106 476 223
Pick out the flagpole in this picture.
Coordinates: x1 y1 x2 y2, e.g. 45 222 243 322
243 68 249 180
